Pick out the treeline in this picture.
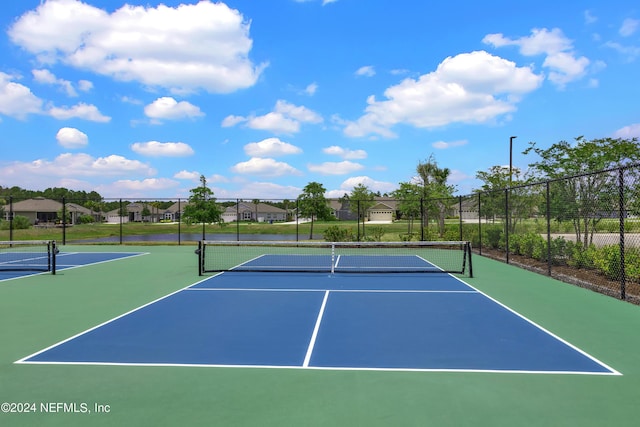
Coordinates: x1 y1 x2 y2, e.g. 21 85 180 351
0 186 103 204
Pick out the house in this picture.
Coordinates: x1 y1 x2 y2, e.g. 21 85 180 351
327 197 397 222
104 202 168 223
5 197 94 225
221 202 287 223
366 199 396 222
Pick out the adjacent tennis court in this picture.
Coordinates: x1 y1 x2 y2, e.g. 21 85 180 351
1 243 639 426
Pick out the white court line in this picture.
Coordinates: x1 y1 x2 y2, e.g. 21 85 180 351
186 287 477 294
16 270 622 375
15 272 214 364
303 290 330 367
15 360 620 376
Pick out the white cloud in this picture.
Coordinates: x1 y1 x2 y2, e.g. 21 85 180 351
355 65 376 77
483 28 590 89
344 51 542 138
323 146 367 159
221 115 247 127
244 137 302 157
230 157 301 177
207 174 229 183
248 112 300 133
584 10 597 25
620 18 640 37
325 176 396 198
543 52 590 87
0 153 155 190
8 0 266 94
32 69 77 97
174 170 201 180
96 178 180 197
144 97 204 121
304 82 318 95
307 161 365 175
432 139 468 149
78 80 93 92
223 100 322 134
226 181 302 200
604 42 640 61
131 141 195 157
292 0 338 5
47 102 111 122
613 123 640 138
56 127 88 148
0 72 43 118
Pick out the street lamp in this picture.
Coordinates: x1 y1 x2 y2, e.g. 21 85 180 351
509 136 517 186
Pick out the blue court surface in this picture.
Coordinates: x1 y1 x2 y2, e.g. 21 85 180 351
17 264 620 375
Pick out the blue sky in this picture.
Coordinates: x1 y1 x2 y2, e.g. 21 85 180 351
1 0 639 200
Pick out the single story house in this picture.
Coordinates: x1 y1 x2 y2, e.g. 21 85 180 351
221 202 287 223
4 197 95 225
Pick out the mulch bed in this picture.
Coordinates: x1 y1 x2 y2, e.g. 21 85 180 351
477 249 640 305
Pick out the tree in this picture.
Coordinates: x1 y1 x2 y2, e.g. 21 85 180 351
182 175 221 225
349 183 375 238
524 136 640 247
298 182 331 239
475 165 540 233
415 155 456 237
392 182 422 235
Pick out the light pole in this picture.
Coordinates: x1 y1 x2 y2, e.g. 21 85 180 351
509 136 517 186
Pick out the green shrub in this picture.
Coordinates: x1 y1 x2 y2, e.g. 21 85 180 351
365 226 385 242
399 233 416 241
323 225 355 242
79 214 95 224
567 242 598 269
484 225 504 249
0 215 31 230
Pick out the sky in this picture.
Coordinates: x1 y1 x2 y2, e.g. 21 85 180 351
0 0 639 201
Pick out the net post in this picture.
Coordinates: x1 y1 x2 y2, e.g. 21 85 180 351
331 242 335 274
466 241 473 278
51 240 57 275
198 240 203 276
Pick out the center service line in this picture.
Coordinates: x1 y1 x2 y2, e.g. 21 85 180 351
303 290 330 368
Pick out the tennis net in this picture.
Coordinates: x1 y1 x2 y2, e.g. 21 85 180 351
0 240 57 274
198 240 472 277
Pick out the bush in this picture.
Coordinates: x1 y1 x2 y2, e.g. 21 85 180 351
0 215 31 230
79 214 95 224
484 225 504 249
365 226 385 242
323 225 355 242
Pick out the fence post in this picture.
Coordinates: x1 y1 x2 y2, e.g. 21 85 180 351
546 181 551 276
62 196 67 245
420 198 425 241
236 199 240 241
178 198 181 245
9 196 13 241
619 167 626 300
477 193 482 255
505 188 510 264
119 199 123 245
458 196 463 241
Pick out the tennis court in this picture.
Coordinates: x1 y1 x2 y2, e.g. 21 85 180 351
1 243 640 426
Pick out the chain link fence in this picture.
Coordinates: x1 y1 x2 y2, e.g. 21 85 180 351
2 163 639 302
